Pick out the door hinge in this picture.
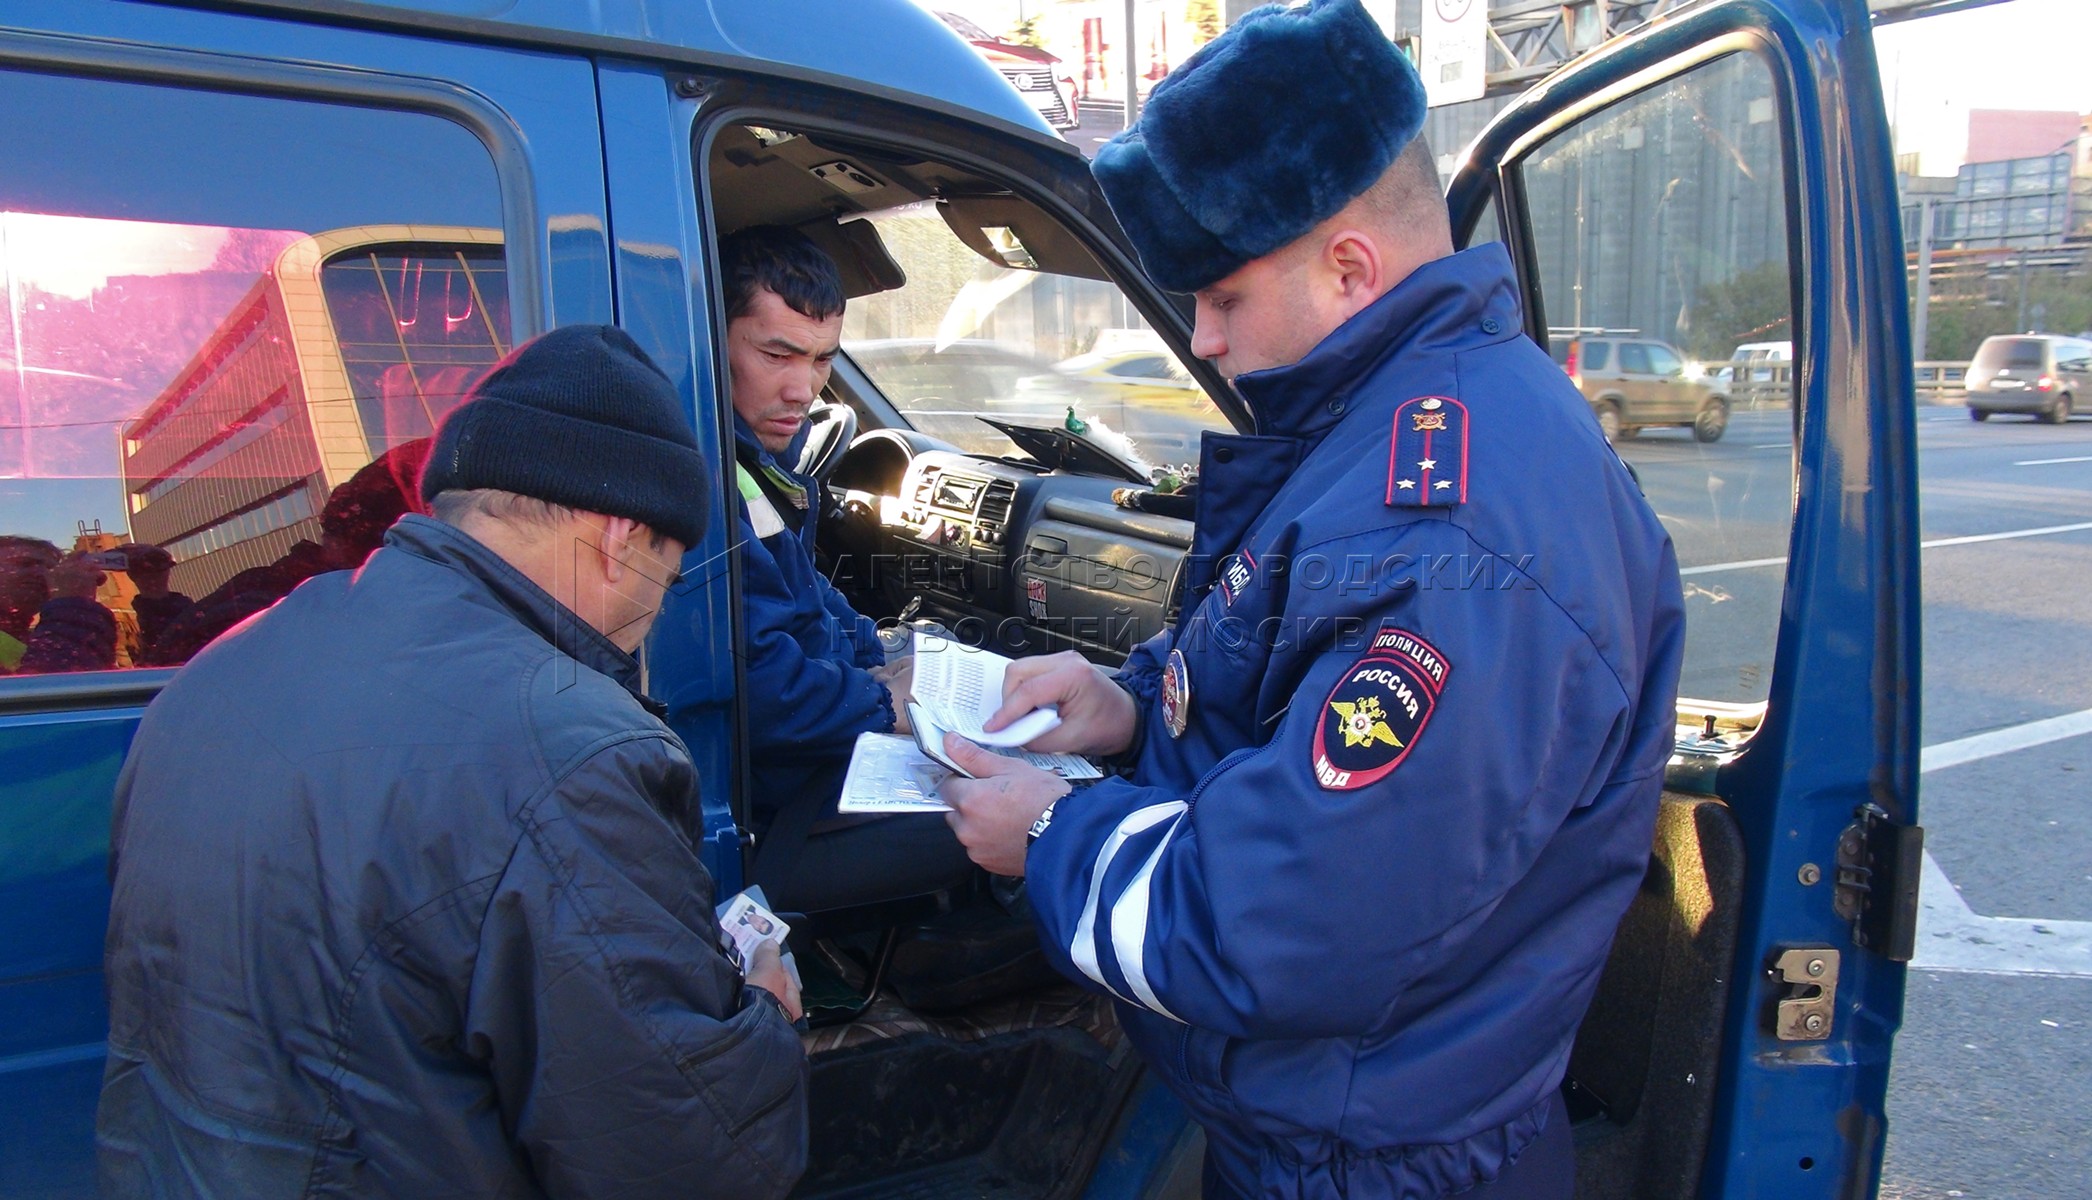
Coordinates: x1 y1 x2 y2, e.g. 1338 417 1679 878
1834 803 1924 962
1768 947 1840 1041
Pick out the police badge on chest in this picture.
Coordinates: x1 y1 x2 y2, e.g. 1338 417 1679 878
1161 648 1192 738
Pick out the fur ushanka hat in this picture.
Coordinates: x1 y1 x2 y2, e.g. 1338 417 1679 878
1092 0 1428 294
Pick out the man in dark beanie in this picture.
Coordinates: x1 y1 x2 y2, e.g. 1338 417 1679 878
99 325 808 1199
937 3 1685 1197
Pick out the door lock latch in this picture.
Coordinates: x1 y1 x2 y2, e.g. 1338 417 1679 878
1769 947 1839 1041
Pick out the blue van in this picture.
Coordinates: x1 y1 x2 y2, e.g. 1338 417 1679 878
0 0 1921 1196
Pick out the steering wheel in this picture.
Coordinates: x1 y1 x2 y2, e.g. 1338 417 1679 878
797 401 859 487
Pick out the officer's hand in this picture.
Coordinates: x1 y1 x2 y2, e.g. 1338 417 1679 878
744 939 803 1023
985 651 1135 756
939 735 1070 878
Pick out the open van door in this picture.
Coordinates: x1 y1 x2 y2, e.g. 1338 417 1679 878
1445 1 1920 1196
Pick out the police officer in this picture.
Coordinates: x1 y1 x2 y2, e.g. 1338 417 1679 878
936 2 1686 1196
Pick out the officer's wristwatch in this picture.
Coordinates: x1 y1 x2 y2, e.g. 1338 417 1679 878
1027 797 1060 846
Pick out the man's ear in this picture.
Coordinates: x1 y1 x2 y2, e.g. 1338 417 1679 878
1322 228 1386 316
597 515 638 584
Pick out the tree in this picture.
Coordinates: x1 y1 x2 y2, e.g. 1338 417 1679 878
1187 0 1222 45
1008 17 1044 49
1683 260 1792 360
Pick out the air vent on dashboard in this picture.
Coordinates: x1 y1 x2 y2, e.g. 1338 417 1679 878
972 479 1016 546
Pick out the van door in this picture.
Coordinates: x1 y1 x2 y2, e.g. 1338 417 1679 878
1447 1 1919 1196
0 4 610 1191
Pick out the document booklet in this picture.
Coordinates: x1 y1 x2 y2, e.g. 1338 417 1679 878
909 629 1062 747
837 726 1102 816
907 702 1101 782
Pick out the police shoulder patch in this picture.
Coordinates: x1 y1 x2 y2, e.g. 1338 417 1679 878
1310 627 1451 791
1386 396 1468 508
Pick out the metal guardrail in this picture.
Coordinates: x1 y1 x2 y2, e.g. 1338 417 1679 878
1914 361 1969 404
1697 359 1970 407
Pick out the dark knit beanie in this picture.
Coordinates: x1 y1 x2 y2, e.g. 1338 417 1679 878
1092 0 1427 294
420 326 710 547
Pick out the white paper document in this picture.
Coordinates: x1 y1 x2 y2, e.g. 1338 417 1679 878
908 702 1100 783
837 732 956 814
908 629 1062 747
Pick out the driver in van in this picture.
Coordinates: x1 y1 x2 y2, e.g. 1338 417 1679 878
654 225 974 913
934 2 1686 1198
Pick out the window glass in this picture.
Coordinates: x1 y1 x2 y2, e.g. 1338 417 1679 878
1583 340 1612 371
0 71 507 678
841 203 1229 472
1972 337 2046 370
1520 52 1796 708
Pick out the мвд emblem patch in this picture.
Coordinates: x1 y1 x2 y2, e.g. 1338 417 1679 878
1310 627 1450 790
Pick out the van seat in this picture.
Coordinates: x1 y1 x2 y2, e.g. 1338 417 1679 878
1569 792 1745 1199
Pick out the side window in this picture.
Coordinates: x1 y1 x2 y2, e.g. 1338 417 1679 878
1583 340 1612 371
0 70 508 678
1517 51 1796 710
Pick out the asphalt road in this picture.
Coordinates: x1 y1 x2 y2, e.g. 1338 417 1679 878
1620 405 2092 1197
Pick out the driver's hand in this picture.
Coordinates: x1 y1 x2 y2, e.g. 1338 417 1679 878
743 940 803 1023
984 651 1136 757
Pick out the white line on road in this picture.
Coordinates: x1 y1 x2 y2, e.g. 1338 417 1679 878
2015 454 2092 466
1679 520 2092 576
1920 708 2092 774
1752 443 1790 449
1920 520 2092 549
1913 711 2092 978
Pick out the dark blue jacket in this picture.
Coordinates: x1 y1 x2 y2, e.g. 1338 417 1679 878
659 417 889 820
1025 245 1686 1198
99 516 807 1198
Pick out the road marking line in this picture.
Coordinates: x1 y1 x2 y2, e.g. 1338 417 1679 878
1913 711 2092 977
2015 454 2092 466
1920 520 2092 549
1679 520 2092 576
1920 708 2092 774
1678 556 1787 576
1913 853 2092 978
1752 443 1790 449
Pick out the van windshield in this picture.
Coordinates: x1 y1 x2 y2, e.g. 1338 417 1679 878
1974 338 2046 370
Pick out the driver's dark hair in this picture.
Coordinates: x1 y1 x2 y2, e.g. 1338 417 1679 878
720 225 845 323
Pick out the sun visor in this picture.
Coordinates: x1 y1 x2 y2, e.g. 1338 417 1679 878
792 216 907 299
939 197 1108 281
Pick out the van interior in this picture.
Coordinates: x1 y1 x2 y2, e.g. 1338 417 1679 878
703 117 1744 1200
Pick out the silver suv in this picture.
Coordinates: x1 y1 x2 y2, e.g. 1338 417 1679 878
1551 336 1731 443
1966 334 2092 424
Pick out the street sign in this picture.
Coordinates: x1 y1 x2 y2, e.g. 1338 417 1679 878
1422 0 1488 106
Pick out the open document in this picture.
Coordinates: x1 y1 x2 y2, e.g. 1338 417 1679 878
837 725 1102 816
909 629 1062 747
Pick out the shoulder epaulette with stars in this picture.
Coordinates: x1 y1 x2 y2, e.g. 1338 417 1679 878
1385 396 1468 507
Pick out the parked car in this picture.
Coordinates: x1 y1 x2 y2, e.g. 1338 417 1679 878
1965 333 2092 424
934 10 1078 131
1551 335 1733 442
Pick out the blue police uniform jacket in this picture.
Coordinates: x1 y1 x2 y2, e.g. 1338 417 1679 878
657 415 891 818
1024 244 1686 1199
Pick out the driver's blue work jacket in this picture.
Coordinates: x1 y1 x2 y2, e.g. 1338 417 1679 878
1024 245 1686 1199
656 416 890 822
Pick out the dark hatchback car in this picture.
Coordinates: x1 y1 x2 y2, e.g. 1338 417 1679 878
1965 334 2092 424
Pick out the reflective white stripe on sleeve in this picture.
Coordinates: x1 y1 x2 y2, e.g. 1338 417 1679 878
1110 818 1187 1022
1070 801 1187 1003
743 493 788 540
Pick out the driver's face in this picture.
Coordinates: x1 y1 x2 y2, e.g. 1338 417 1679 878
728 288 844 455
